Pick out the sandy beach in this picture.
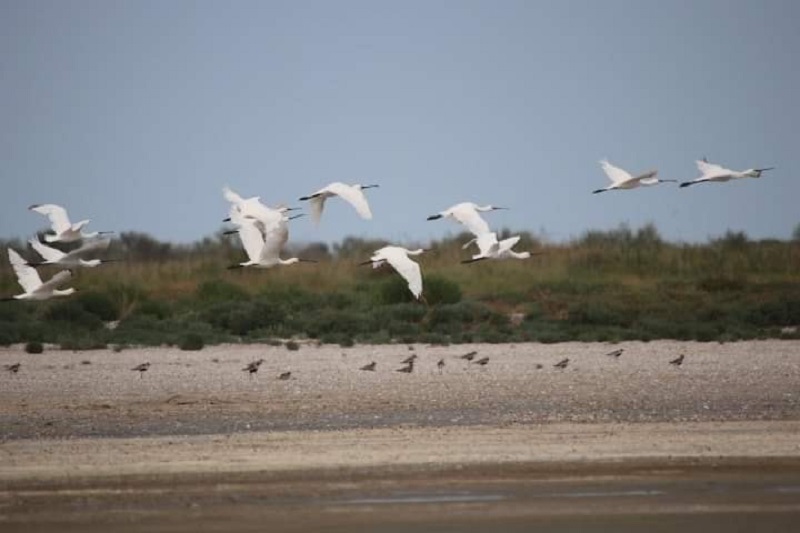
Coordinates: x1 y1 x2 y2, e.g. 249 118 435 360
1 340 799 531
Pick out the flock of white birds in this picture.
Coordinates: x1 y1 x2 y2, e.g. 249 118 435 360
3 158 773 303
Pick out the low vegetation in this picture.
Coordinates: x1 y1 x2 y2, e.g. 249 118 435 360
0 225 798 347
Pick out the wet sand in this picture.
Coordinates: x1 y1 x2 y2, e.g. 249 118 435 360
1 340 799 531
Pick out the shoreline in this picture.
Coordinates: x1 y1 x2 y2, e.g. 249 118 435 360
3 420 800 484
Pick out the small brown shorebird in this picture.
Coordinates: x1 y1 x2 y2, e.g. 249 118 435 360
605 348 624 358
243 359 264 377
396 361 414 374
437 358 445 372
473 356 490 367
5 363 21 374
278 371 292 380
131 362 150 378
360 361 377 372
554 358 569 369
401 354 418 365
460 351 477 361
669 354 685 367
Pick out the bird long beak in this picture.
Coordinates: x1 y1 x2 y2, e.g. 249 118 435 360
358 259 374 266
298 258 318 263
288 213 306 221
493 207 509 210
222 217 231 222
426 214 442 221
461 257 487 264
756 167 775 172
363 184 379 189
223 230 239 235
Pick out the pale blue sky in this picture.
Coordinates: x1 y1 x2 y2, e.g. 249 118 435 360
2 0 798 245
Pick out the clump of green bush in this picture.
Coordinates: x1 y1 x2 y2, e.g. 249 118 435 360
25 341 43 354
179 333 205 351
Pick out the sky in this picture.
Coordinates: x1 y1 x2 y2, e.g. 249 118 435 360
1 0 798 246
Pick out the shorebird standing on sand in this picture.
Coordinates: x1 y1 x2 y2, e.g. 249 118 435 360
669 354 685 367
396 361 414 374
401 354 418 365
278 371 292 380
473 357 490 367
554 358 569 369
437 359 445 373
243 359 264 378
460 351 477 361
5 363 21 375
360 361 377 372
131 362 150 378
605 348 624 358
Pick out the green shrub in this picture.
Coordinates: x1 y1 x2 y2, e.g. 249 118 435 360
196 279 249 303
75 292 118 321
424 276 462 305
285 340 300 351
44 300 104 330
179 333 205 351
25 341 44 354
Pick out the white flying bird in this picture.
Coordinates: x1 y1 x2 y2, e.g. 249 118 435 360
679 159 775 188
426 202 508 237
226 211 315 269
298 182 378 224
2 249 75 301
28 204 112 243
461 233 537 263
592 160 676 194
28 237 114 268
361 246 426 300
222 186 300 230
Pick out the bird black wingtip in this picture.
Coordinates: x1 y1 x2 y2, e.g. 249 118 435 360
426 214 442 221
227 264 244 270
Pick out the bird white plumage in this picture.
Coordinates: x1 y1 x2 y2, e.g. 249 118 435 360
228 211 313 269
28 204 109 243
222 186 295 231
679 159 775 188
462 233 533 262
426 202 507 237
4 249 75 300
593 160 675 193
363 246 425 300
299 182 378 224
28 237 112 267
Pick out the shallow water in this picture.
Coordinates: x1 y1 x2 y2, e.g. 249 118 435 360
5 465 800 532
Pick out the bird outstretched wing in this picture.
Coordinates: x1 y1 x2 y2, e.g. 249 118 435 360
696 159 729 177
475 232 500 257
71 236 112 257
260 221 289 263
600 160 633 184
383 248 422 299
36 269 73 294
325 182 373 220
28 238 65 262
236 220 266 263
222 186 246 205
450 204 491 236
29 204 72 233
7 248 42 293
307 196 326 225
